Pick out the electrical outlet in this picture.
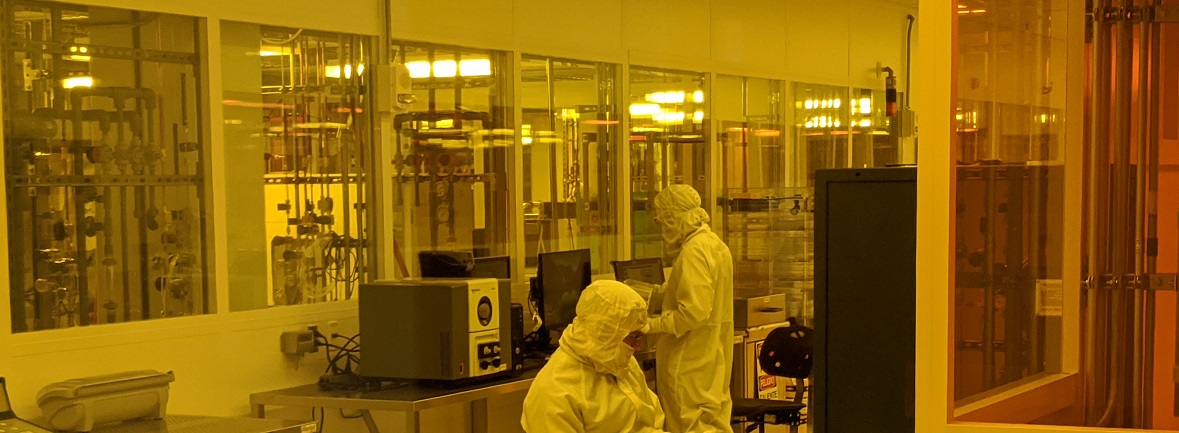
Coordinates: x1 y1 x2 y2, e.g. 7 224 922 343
280 330 317 355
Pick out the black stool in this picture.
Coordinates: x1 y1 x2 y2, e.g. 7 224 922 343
730 322 812 433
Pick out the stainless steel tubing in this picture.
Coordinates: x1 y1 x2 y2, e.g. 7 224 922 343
1098 0 1137 425
1131 0 1149 421
1086 0 1110 423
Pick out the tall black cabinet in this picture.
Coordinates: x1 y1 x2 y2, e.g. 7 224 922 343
814 167 917 433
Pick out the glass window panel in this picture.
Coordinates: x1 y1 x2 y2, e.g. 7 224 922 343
520 56 620 274
389 41 513 278
3 1 209 331
629 67 708 260
951 0 1067 412
221 23 373 310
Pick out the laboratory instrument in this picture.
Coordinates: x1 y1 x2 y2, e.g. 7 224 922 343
37 370 174 432
358 279 512 381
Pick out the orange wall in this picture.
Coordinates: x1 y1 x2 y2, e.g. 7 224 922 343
1150 12 1179 427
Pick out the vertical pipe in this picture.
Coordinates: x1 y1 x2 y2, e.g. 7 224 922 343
546 59 558 252
984 167 997 389
1086 0 1108 423
1131 0 1150 425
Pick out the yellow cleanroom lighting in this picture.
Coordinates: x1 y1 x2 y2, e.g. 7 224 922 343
645 91 686 104
259 50 284 57
459 59 492 77
62 76 93 89
406 61 431 78
860 119 872 127
834 120 841 128
859 98 872 114
834 99 842 109
629 103 661 116
805 121 814 129
693 90 704 103
694 111 704 122
805 100 814 110
433 60 457 78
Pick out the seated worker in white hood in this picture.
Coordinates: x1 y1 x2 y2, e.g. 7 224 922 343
521 280 667 433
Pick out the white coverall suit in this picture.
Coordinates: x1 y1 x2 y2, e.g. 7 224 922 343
647 185 735 433
521 280 668 433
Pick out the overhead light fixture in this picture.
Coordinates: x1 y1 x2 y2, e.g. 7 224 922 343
259 50 284 57
693 90 704 104
805 100 814 110
62 76 93 89
693 111 704 122
433 60 457 78
629 103 661 116
406 61 431 78
459 59 492 77
646 91 686 104
860 119 872 127
859 98 872 114
833 99 842 109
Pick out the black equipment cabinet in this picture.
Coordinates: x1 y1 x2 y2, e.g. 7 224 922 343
814 167 916 433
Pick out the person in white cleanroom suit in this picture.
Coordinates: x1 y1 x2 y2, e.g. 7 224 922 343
647 184 735 433
521 280 668 433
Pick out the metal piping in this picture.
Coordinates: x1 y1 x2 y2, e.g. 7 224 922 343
983 167 997 389
1085 0 1109 422
1131 0 1151 425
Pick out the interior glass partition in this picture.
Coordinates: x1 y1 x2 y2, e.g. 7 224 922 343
2 0 210 330
628 67 708 260
388 41 514 278
220 23 373 310
519 56 620 274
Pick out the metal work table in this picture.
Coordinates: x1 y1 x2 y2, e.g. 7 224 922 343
250 370 539 433
35 415 314 433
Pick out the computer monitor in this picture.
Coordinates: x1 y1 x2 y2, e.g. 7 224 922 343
611 258 665 285
537 249 592 335
419 251 473 278
472 256 511 279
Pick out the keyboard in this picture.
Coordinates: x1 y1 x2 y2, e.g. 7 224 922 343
0 419 52 433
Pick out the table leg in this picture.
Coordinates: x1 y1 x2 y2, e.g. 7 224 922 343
361 410 381 433
252 403 266 419
471 399 488 433
404 410 420 433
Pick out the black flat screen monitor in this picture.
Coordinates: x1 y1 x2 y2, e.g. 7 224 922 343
472 256 511 279
538 249 592 333
419 251 473 278
611 258 665 285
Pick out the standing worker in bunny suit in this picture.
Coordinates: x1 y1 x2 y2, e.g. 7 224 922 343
647 184 735 433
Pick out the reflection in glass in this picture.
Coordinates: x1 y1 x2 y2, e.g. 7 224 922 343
221 24 372 310
791 83 850 188
629 68 708 260
520 57 620 274
390 41 513 278
952 0 1065 409
3 1 209 331
715 76 813 324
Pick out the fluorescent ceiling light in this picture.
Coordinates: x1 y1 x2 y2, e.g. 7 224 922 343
406 61 431 78
62 76 93 89
459 59 491 77
433 60 457 78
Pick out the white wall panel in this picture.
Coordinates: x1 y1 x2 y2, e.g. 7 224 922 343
711 0 788 78
785 0 851 86
390 0 514 49
624 0 712 71
514 0 624 63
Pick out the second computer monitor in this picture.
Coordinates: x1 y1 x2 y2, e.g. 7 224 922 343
612 257 665 285
538 249 591 333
